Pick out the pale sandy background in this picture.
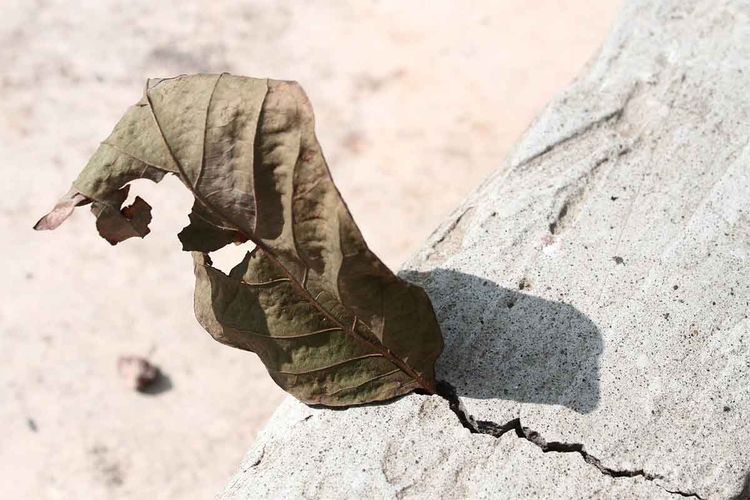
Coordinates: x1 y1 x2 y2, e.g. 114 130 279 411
1 1 620 498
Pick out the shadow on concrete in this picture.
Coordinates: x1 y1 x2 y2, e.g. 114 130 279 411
401 268 602 413
731 472 750 500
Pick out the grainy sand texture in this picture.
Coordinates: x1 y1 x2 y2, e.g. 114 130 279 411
1 1 620 498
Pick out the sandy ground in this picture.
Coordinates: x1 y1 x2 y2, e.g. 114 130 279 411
0 1 620 498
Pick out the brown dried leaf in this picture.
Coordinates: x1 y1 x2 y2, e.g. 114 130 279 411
34 74 444 406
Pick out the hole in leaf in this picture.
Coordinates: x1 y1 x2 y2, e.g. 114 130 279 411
122 176 193 236
208 241 256 275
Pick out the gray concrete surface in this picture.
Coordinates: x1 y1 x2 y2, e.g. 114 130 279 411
223 396 672 499
222 0 750 498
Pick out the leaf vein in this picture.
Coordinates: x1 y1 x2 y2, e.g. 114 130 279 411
239 277 290 287
195 73 224 189
225 326 343 340
270 353 385 376
327 369 401 396
100 141 171 173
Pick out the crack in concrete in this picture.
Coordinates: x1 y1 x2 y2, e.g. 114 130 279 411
512 81 641 172
242 445 265 472
436 381 705 499
547 145 630 236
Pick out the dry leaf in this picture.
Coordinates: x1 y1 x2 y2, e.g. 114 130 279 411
34 74 444 406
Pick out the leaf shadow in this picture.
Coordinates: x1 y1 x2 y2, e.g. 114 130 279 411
139 371 173 396
732 472 750 500
401 268 602 413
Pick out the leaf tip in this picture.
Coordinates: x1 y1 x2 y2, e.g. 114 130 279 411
34 189 90 231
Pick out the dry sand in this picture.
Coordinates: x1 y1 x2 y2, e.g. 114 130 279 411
0 1 620 498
